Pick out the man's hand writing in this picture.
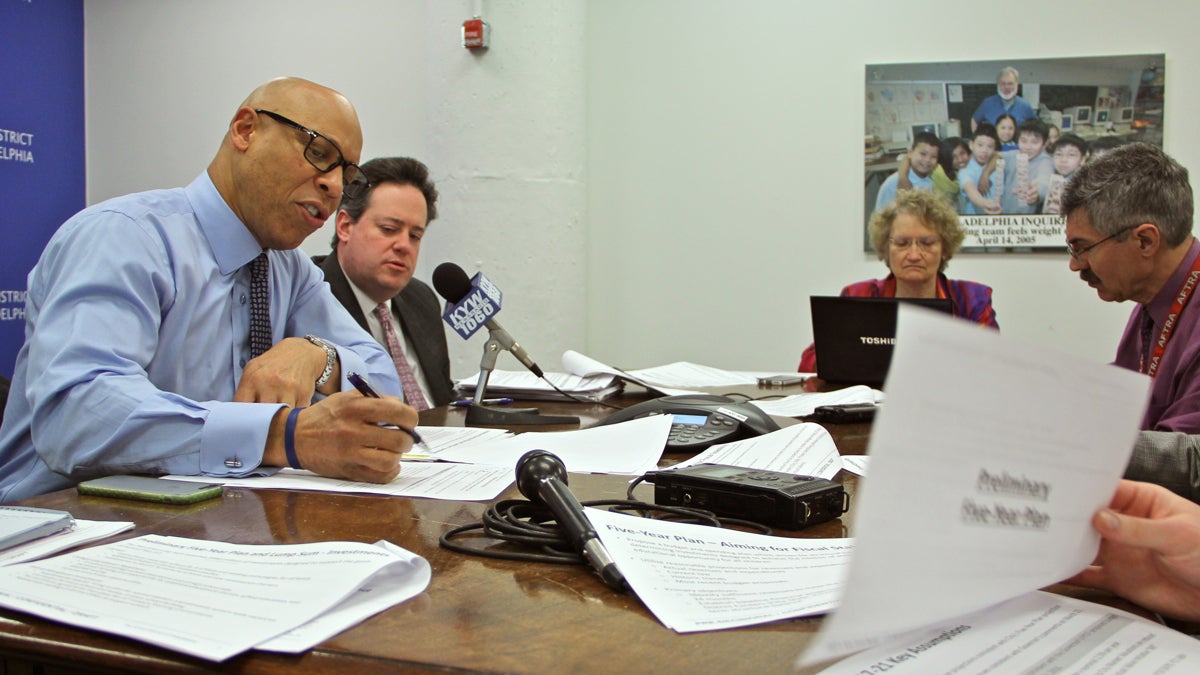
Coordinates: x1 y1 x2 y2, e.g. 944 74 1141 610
265 391 418 483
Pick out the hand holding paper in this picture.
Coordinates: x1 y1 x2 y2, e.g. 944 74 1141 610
801 305 1152 666
1066 478 1200 622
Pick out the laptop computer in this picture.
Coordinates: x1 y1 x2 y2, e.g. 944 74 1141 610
809 296 953 386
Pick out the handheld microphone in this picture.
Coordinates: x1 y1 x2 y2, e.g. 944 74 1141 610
432 262 544 378
516 450 627 591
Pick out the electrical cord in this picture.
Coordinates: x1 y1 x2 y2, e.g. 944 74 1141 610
540 376 625 410
438 476 772 569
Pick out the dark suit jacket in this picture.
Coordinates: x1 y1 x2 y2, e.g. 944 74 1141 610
313 253 456 407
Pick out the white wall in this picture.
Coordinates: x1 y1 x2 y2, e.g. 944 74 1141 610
85 1 1197 379
85 0 586 380
586 1 1197 371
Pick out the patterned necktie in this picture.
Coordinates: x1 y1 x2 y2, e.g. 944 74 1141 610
373 303 430 410
1140 309 1155 374
248 252 272 358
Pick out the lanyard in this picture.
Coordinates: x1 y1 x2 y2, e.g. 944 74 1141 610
1143 254 1200 378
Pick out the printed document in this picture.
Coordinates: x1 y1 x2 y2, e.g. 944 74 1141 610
748 385 883 418
586 507 851 632
169 460 515 501
563 350 729 395
429 414 671 475
838 456 869 477
665 423 843 480
464 350 791 398
455 369 622 401
0 519 133 566
800 307 1154 667
0 535 430 662
403 426 513 460
819 590 1200 673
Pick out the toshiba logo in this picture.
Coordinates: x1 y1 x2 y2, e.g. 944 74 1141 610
859 336 895 345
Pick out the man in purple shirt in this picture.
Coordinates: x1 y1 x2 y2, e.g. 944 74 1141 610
1062 143 1200 433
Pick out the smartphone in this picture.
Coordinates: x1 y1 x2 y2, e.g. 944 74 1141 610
756 373 809 387
77 476 223 505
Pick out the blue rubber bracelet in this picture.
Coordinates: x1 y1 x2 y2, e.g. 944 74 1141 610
284 407 305 470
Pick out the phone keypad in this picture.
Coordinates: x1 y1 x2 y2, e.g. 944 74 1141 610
667 415 738 448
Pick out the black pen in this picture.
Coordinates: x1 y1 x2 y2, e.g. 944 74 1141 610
346 372 430 451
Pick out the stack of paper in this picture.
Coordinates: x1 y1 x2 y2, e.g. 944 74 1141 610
0 519 134 566
457 350 772 400
456 369 624 402
562 350 754 396
0 506 74 551
0 535 431 662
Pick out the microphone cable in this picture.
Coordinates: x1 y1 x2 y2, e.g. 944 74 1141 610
438 476 771 575
539 376 625 410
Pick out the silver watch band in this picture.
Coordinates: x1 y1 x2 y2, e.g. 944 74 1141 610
304 334 337 387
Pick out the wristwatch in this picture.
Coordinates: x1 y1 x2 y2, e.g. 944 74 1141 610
304 334 337 387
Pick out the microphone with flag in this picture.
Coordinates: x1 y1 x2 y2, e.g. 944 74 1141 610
432 262 544 378
431 262 575 426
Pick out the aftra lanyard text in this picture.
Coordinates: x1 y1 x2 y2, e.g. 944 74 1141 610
1143 255 1200 378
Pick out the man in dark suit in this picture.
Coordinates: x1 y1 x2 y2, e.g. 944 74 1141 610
314 157 454 409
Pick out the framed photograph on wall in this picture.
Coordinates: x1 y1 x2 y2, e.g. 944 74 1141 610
864 54 1165 253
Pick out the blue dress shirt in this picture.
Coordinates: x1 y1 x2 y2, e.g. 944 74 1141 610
874 169 934 213
0 172 399 502
972 95 1037 127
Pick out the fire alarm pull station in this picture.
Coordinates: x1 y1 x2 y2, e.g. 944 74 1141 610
463 17 490 49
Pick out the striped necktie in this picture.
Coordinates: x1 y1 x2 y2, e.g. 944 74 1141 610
373 303 430 410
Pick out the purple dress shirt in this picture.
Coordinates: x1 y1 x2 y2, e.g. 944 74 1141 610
1114 238 1200 432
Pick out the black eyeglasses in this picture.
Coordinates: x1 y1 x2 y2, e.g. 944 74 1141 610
1066 225 1136 262
255 109 369 199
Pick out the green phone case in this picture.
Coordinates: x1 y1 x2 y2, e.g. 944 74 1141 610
76 476 223 505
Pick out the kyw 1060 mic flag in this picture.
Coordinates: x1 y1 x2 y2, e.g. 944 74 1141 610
432 262 544 377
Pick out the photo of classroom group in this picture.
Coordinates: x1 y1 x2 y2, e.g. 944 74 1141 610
864 55 1165 221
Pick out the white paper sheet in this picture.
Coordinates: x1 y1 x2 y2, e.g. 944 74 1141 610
168 461 515 501
800 307 1151 666
403 426 513 460
429 414 671 475
0 535 429 662
586 507 851 632
625 360 758 389
0 519 133 566
817 591 1200 674
561 350 700 396
664 424 843 480
455 369 618 396
748 385 884 418
257 540 431 653
839 456 869 477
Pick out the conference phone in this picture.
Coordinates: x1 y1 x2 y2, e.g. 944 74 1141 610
593 394 781 451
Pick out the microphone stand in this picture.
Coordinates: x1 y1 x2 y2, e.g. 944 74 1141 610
465 325 579 426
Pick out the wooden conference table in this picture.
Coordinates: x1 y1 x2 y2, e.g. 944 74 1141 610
0 385 1139 674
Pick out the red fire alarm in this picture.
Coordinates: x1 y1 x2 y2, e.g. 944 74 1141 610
462 17 490 49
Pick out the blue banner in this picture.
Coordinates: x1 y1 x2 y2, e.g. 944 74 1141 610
0 0 85 378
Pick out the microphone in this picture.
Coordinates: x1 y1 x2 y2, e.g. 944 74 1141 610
432 262 544 378
516 450 627 591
